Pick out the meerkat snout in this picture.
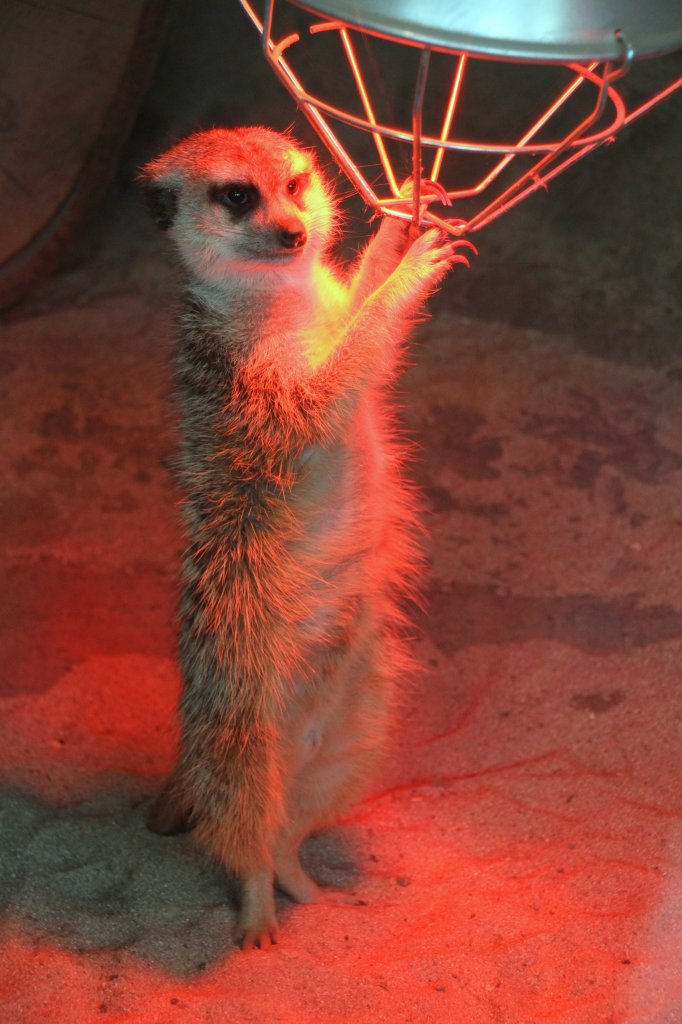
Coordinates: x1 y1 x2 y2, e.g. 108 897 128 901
279 227 306 250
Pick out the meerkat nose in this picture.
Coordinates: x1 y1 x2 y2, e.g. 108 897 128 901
280 228 307 250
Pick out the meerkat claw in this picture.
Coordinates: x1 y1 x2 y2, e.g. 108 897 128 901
240 925 279 952
399 176 452 207
421 178 452 206
451 237 478 256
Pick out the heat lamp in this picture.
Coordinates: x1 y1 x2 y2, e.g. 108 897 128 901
238 0 682 236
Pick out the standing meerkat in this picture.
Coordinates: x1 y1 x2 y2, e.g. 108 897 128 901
141 126 464 950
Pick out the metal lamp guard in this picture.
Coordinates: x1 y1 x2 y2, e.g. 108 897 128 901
240 0 682 234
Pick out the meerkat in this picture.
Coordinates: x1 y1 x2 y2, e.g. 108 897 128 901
141 126 465 950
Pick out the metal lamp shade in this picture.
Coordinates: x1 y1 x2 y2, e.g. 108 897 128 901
292 0 682 62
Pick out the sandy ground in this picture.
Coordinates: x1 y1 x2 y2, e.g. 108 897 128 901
2 3 682 1022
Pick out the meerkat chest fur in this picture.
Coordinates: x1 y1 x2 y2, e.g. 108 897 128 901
176 277 388 655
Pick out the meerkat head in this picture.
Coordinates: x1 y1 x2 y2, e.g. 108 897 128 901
141 127 336 293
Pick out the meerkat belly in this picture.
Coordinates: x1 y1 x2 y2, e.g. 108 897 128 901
291 451 367 643
277 399 397 788
290 407 386 646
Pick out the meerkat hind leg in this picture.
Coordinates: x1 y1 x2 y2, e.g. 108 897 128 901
275 742 375 906
273 723 345 904
147 773 194 835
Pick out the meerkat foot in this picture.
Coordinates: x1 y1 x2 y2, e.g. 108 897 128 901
238 868 279 952
239 919 279 952
147 782 193 835
277 874 356 908
275 856 324 905
275 850 358 906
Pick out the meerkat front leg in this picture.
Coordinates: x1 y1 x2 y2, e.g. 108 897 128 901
348 215 411 307
349 178 454 306
313 227 461 416
343 227 460 367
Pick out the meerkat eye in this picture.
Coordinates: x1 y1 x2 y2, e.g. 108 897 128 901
227 187 250 205
287 172 310 197
210 182 259 214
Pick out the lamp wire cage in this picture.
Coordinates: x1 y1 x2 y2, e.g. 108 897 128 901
239 0 682 236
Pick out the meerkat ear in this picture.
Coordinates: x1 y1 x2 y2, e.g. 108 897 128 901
144 182 178 230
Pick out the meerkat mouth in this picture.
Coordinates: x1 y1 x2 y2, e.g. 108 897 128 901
255 249 306 264
243 235 309 264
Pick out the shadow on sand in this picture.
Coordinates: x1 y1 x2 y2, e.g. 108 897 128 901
0 785 357 975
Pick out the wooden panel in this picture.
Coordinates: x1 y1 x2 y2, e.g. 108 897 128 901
0 0 169 307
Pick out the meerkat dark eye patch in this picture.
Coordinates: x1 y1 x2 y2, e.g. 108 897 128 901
144 184 178 231
210 182 260 217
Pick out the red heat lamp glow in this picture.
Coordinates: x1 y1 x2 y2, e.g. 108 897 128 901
239 0 682 236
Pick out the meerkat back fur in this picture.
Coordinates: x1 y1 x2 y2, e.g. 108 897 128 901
141 126 459 950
